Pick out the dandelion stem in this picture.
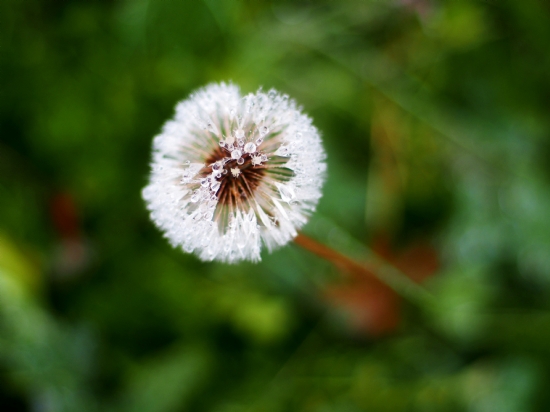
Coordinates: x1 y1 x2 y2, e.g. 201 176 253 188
294 232 435 308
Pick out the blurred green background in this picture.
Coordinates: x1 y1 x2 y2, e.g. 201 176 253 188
2 0 550 410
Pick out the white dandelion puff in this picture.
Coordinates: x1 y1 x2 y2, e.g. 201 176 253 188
142 82 326 263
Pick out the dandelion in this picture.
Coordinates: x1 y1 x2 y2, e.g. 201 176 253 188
142 82 326 263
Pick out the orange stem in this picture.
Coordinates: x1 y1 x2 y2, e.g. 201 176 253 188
294 233 378 282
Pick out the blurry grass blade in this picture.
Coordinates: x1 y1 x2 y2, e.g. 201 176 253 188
302 215 436 308
117 346 210 412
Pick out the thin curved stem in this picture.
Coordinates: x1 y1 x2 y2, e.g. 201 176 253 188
294 232 435 308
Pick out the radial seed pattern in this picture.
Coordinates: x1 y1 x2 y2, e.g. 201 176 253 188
142 82 326 263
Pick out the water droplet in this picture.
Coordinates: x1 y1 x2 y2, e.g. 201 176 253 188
212 162 222 171
191 191 200 203
255 137 264 145
260 126 269 136
277 184 296 203
261 154 268 162
211 181 221 192
245 97 255 113
277 145 289 156
219 141 226 147
235 129 245 139
225 134 235 146
229 108 236 118
184 160 191 165
244 142 256 153
237 158 244 165
237 138 245 147
200 178 209 188
231 149 242 159
206 122 216 133
237 236 247 249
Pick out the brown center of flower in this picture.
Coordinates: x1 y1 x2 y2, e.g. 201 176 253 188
203 146 266 208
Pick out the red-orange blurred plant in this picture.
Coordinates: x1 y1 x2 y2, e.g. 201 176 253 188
296 233 438 336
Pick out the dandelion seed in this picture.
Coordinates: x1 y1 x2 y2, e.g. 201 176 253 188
251 155 263 166
142 82 326 263
231 167 241 178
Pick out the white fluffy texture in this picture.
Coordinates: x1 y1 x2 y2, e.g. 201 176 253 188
142 82 326 263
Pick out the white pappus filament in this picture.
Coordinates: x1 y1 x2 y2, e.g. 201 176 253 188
142 82 326 263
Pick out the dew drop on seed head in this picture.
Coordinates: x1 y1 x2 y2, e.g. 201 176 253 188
255 137 263 145
237 158 244 165
184 160 191 165
278 184 296 203
191 191 200 203
237 138 245 147
277 145 289 156
237 237 246 249
219 141 226 147
210 181 220 192
261 154 268 162
231 149 242 159
246 99 255 113
212 162 221 171
235 129 245 139
200 178 209 188
225 134 235 145
260 126 269 136
244 142 256 153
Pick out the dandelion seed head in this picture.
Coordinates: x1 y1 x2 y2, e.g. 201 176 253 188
142 82 326 263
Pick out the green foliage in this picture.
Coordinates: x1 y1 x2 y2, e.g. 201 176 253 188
1 0 550 410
